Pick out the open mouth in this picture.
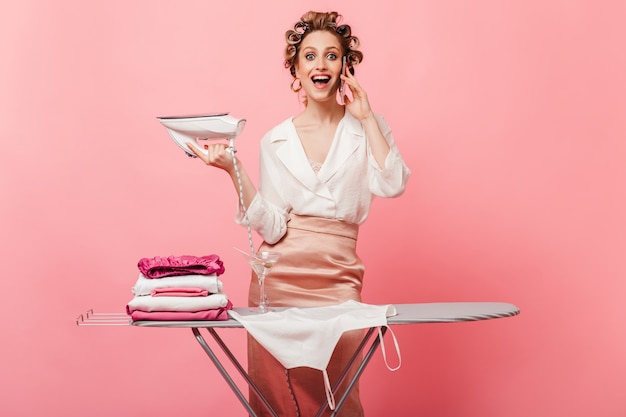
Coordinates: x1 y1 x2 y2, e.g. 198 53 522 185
312 75 331 86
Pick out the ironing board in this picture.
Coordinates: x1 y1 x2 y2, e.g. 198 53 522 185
132 302 519 417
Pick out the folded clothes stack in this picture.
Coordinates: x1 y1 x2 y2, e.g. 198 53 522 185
126 254 232 321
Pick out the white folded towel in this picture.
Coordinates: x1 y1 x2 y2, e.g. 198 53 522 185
126 293 229 313
131 273 223 296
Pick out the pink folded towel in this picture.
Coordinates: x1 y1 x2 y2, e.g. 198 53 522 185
130 301 233 321
138 255 225 278
151 288 210 297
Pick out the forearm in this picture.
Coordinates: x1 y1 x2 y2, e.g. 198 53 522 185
227 158 258 210
360 114 391 169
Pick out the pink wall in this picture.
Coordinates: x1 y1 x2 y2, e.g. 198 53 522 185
2 1 625 416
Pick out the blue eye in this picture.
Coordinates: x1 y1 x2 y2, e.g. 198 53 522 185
305 53 315 60
327 53 338 60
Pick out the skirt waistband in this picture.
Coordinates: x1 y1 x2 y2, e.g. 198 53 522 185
287 213 359 240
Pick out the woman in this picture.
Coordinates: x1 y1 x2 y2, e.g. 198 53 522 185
190 10 410 417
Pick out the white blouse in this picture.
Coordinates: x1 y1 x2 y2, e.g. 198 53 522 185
237 111 411 244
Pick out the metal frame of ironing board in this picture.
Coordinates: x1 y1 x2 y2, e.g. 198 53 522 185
132 302 519 417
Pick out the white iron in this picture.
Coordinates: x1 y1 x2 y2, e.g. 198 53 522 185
157 113 247 157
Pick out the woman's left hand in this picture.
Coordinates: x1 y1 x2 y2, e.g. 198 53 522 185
341 66 391 168
341 69 374 121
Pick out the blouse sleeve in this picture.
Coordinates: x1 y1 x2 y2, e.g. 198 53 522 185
235 134 290 245
367 114 411 197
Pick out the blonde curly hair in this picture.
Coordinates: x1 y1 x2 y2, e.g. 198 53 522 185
284 11 363 78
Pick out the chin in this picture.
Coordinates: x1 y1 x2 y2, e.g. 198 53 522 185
307 90 337 103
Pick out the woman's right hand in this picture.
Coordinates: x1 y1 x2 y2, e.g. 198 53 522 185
188 139 258 219
187 141 236 173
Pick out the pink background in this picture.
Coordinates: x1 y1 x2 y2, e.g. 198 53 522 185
1 1 625 416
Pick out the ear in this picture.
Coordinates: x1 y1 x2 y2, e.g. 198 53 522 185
292 63 301 79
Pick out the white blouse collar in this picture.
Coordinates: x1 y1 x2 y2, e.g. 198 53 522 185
270 112 364 199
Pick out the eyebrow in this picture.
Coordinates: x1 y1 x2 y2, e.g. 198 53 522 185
301 45 341 53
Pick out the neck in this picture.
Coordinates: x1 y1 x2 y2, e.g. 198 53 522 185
301 99 345 125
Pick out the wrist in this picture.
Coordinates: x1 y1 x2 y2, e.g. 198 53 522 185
227 158 240 176
229 158 250 184
358 112 377 125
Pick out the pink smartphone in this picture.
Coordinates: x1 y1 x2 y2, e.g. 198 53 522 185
340 56 353 104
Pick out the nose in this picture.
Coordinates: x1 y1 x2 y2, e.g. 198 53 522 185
315 57 328 70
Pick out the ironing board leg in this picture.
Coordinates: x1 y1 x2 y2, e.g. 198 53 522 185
331 327 387 416
314 327 385 417
191 328 278 417
193 326 385 417
204 328 277 416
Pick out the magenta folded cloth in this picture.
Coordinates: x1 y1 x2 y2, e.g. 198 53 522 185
138 255 225 278
151 288 210 297
130 301 233 321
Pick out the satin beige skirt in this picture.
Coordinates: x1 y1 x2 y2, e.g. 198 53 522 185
248 214 365 417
